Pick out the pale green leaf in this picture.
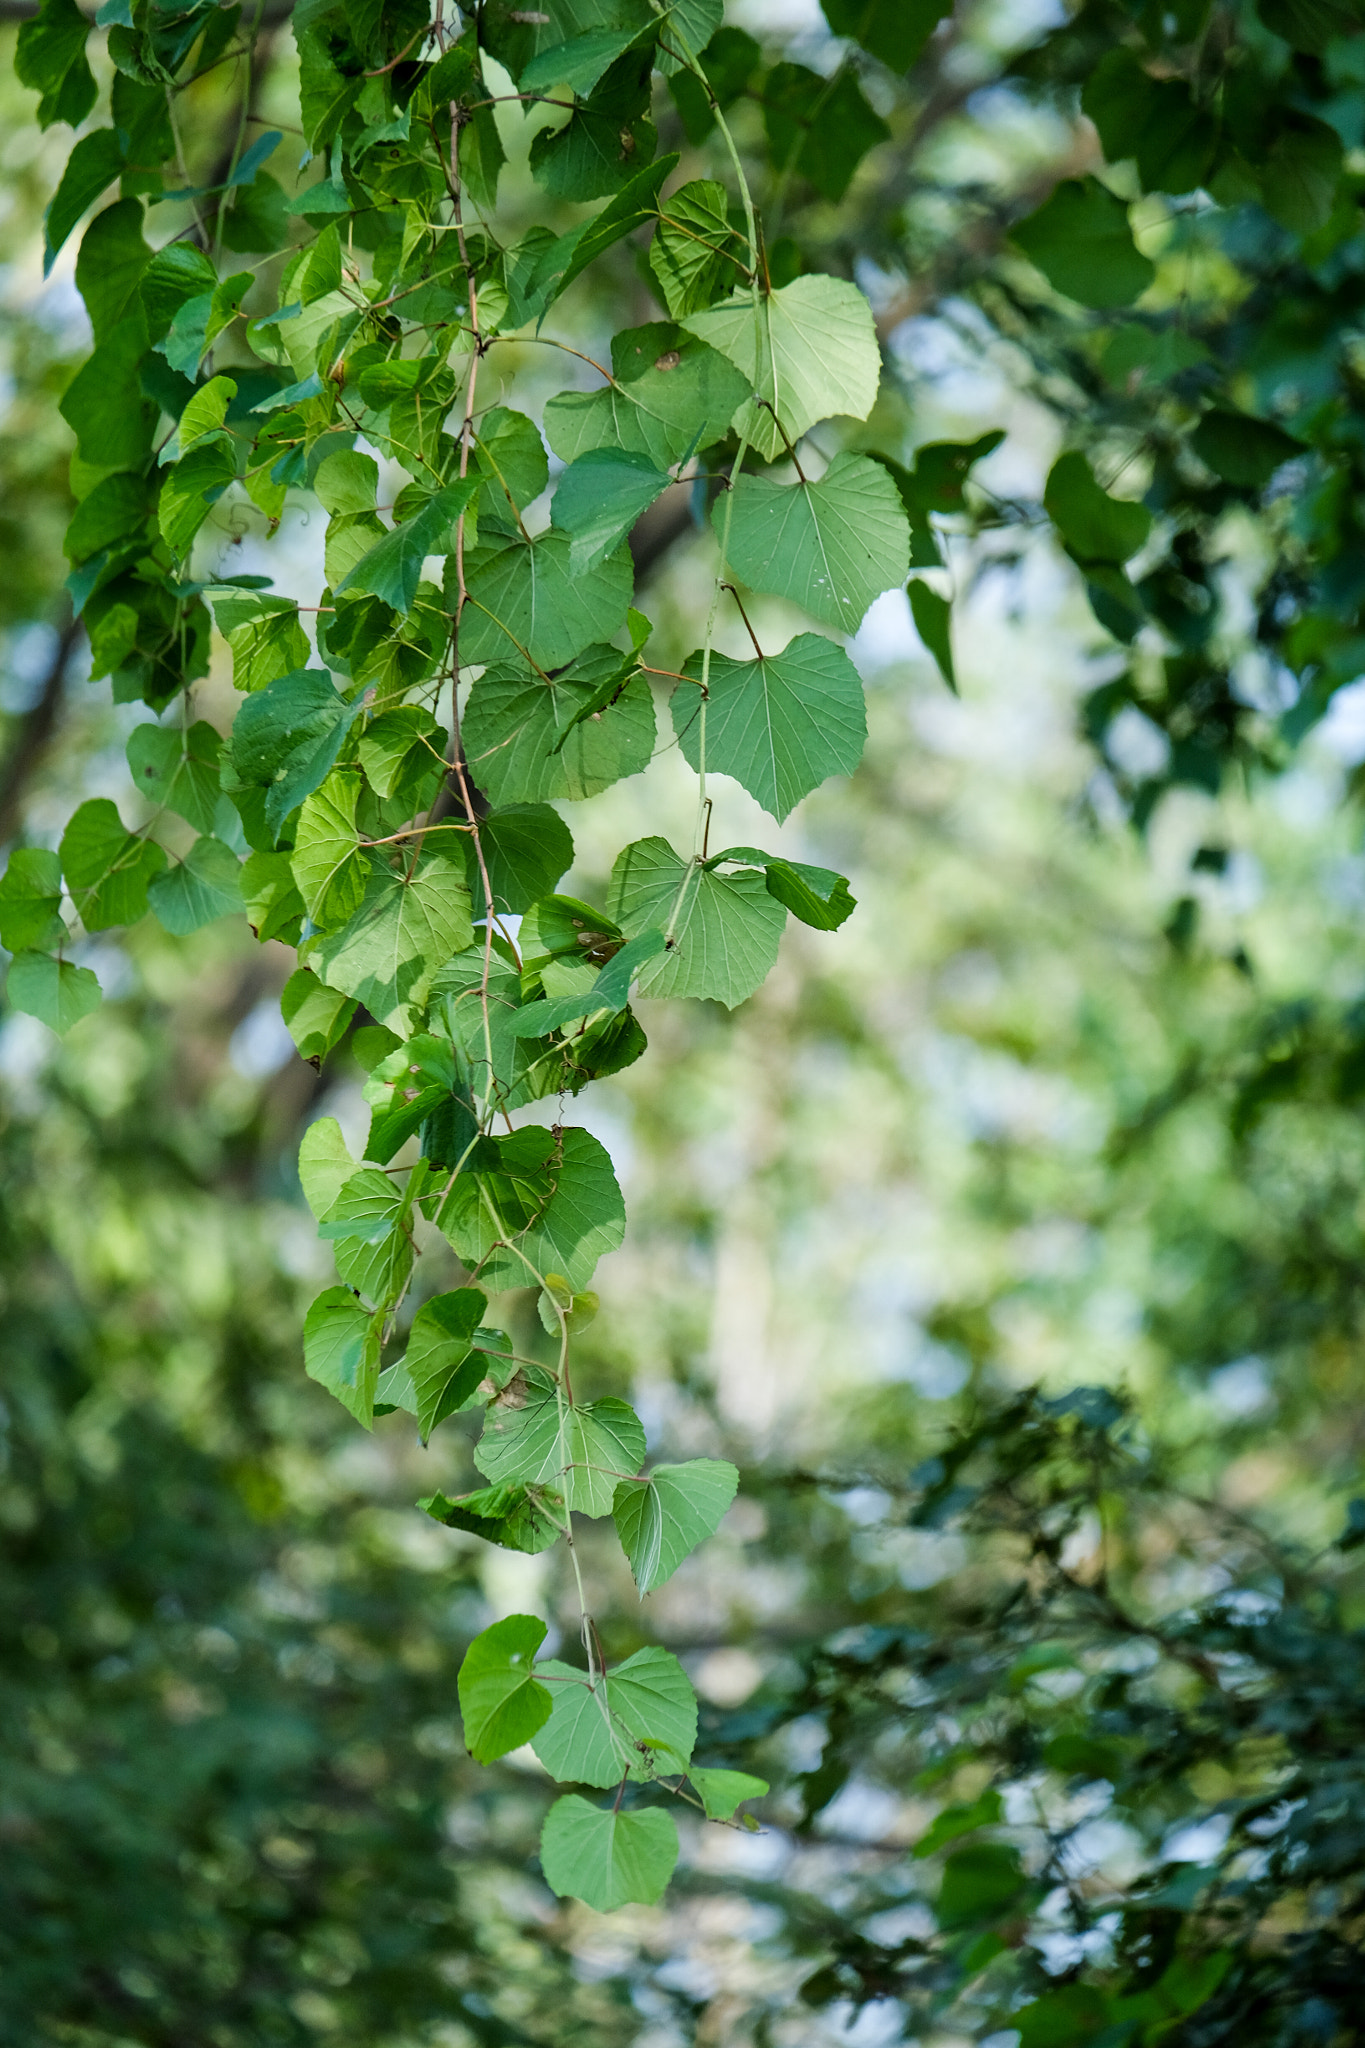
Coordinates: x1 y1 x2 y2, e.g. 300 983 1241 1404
474 1365 645 1517
404 1287 490 1442
458 1613 554 1763
211 594 310 694
6 951 101 1034
281 968 356 1064
299 1115 356 1223
146 836 243 935
681 274 881 461
532 1645 698 1786
459 529 633 670
672 634 867 822
612 1458 739 1594
291 772 367 929
608 837 786 1006
303 1284 382 1427
309 850 474 1033
540 1797 678 1911
313 450 379 517
724 451 910 634
179 374 237 449
463 646 656 805
434 1124 626 1293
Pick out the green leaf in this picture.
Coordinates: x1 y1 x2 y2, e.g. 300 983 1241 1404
404 1287 490 1441
469 804 576 918
125 721 222 834
649 179 748 318
1044 452 1152 565
357 706 445 802
913 1790 1004 1860
309 851 474 1033
146 837 243 935
937 1841 1028 1928
60 798 165 931
0 848 66 954
242 849 305 944
762 857 856 930
539 1797 678 1911
463 645 656 804
44 127 124 273
1260 116 1342 235
291 772 368 930
303 1285 382 1427
229 669 363 838
509 156 681 320
612 1458 739 1594
763 63 890 205
458 1614 554 1764
421 1482 566 1554
158 439 238 560
907 581 955 692
314 450 380 517
1011 178 1155 310
820 0 950 69
475 1367 645 1516
608 837 787 1006
682 275 882 463
724 451 910 634
1082 50 1216 197
552 449 672 574
528 48 656 203
281 968 356 1064
437 1123 626 1292
212 594 311 694
673 634 867 823
1192 409 1301 489
6 952 101 1035
521 26 647 93
544 323 750 469
459 529 633 670
75 200 151 344
689 1767 768 1819
474 409 549 532
299 1116 356 1223
513 928 665 1037
320 1166 413 1308
339 478 479 614
60 325 156 471
17 0 97 131
1013 1986 1111 2048
532 1645 697 1785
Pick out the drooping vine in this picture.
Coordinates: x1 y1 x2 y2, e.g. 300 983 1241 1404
7 0 1215 1911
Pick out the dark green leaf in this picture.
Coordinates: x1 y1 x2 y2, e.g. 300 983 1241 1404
434 1124 626 1295
44 128 123 272
420 1482 566 1554
146 837 242 935
907 580 955 692
1191 410 1301 488
404 1288 489 1441
0 848 66 954
339 478 478 614
1011 178 1155 309
1044 452 1152 566
763 63 890 204
820 0 950 69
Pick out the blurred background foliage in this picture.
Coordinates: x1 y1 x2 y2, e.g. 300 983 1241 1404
7 0 1365 2042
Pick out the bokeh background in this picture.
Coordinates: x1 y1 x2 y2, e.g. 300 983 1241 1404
6 1 1365 2041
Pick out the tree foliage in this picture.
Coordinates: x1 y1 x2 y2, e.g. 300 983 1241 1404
9 0 1365 1973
